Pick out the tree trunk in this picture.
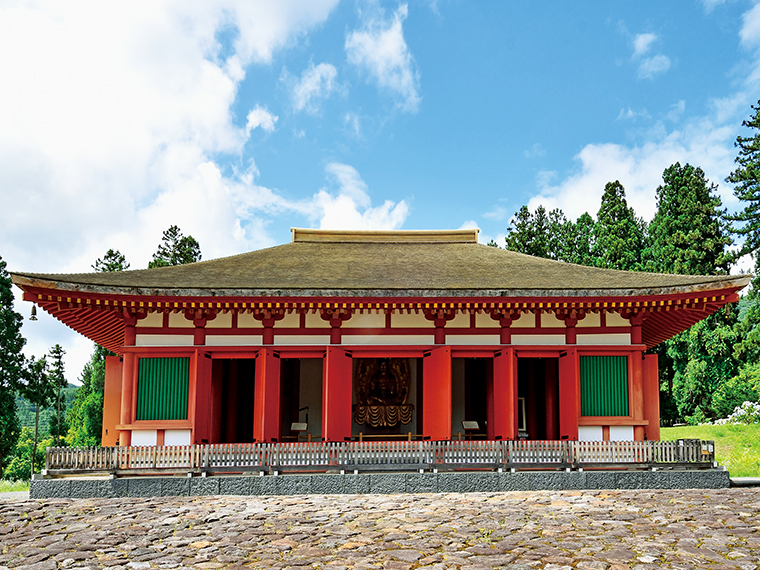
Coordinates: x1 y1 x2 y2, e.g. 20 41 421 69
31 405 39 480
56 385 62 446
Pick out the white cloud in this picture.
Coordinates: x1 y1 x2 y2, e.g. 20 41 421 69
740 2 760 49
638 54 671 79
483 205 512 221
0 1 340 379
526 114 737 222
284 62 339 113
633 33 657 57
345 4 421 112
702 0 727 13
313 163 409 229
344 112 362 137
246 105 278 134
666 100 686 122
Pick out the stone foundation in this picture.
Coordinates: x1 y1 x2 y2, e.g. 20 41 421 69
31 469 730 499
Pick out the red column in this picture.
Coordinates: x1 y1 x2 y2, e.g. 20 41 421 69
643 353 660 441
631 350 645 441
492 348 517 440
102 356 123 447
191 350 212 444
485 359 494 440
558 348 579 440
118 316 137 446
254 348 282 442
322 347 353 442
423 346 452 440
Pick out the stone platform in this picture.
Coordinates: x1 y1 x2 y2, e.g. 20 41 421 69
31 469 730 499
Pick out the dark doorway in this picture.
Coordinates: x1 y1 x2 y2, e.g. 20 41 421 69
517 358 559 440
464 358 488 438
210 359 256 443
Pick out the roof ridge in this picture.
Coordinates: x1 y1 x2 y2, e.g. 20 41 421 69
291 228 479 244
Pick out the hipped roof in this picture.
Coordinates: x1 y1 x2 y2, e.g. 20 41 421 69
11 229 749 298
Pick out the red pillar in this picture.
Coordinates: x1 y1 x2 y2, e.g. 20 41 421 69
102 356 123 447
558 348 579 440
422 347 452 440
322 347 353 442
118 319 137 446
191 351 212 444
631 350 645 441
254 348 282 442
643 353 660 441
485 359 494 440
492 348 517 440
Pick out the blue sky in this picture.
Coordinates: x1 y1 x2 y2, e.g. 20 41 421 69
2 0 760 377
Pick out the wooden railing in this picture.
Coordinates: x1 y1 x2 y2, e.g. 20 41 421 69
44 439 716 476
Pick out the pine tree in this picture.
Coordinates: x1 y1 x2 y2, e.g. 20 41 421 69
0 256 23 477
727 99 760 257
592 181 645 271
148 226 201 268
563 212 595 266
92 249 130 272
645 163 732 275
47 344 67 446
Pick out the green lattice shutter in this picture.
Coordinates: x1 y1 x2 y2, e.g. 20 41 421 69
136 357 190 420
580 355 628 416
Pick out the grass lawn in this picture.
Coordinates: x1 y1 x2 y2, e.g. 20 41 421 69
661 424 760 477
0 479 29 492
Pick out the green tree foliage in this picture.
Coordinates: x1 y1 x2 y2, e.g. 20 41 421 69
727 99 760 257
148 226 202 268
0 256 22 477
592 181 645 271
504 205 574 261
92 249 130 272
4 428 52 481
66 345 109 447
16 356 54 478
564 212 596 266
47 344 67 446
645 163 732 275
669 307 740 424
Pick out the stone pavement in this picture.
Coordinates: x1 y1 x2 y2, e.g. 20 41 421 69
1 489 759 570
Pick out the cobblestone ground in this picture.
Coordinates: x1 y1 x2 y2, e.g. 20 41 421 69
1 489 760 570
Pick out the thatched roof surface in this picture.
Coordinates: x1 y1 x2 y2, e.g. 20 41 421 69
11 229 749 298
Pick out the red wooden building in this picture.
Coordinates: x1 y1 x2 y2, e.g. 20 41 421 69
11 229 749 448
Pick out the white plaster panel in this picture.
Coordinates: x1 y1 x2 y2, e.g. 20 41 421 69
136 312 163 328
577 312 601 328
205 335 262 346
305 312 332 329
448 312 470 328
168 312 194 328
578 426 603 441
606 312 630 327
391 312 431 328
274 335 332 345
342 335 435 345
511 312 535 328
238 312 264 328
576 333 631 345
164 430 191 446
344 312 385 329
278 312 300 328
446 334 501 346
541 313 565 328
131 430 158 446
206 312 232 328
475 312 500 328
135 335 194 347
511 334 565 345
609 426 634 441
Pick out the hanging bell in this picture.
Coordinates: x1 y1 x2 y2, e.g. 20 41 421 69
29 305 38 321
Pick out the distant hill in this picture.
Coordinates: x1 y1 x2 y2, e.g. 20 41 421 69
15 384 78 434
